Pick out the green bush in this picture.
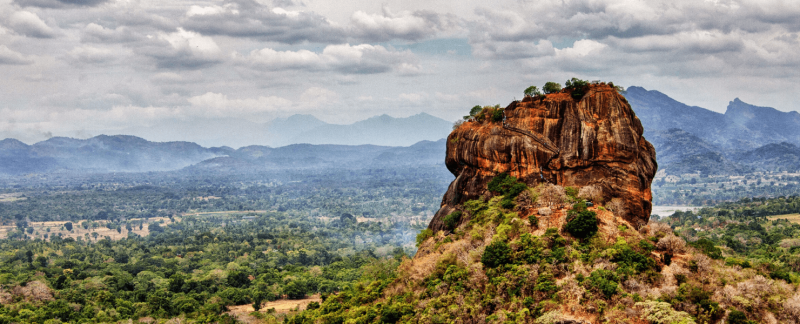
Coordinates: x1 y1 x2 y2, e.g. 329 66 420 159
443 211 462 231
487 173 528 209
416 229 433 247
587 269 618 298
688 238 723 259
564 78 589 100
543 82 562 94
464 105 484 120
563 205 598 239
491 108 504 122
482 240 512 268
524 86 542 97
727 310 755 324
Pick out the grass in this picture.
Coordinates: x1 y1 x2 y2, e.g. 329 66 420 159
767 214 800 224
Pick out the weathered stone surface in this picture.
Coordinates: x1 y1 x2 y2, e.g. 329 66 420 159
429 84 657 230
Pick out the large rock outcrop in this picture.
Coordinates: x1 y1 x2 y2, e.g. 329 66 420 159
430 83 657 230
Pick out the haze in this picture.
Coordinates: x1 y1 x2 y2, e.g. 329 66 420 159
1 0 799 147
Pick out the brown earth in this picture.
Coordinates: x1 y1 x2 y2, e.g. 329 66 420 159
431 83 657 230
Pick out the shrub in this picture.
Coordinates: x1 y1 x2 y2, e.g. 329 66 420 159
452 120 464 130
416 229 433 247
524 86 542 97
605 198 626 216
543 82 562 94
727 310 754 324
491 108 504 122
482 240 512 268
564 78 589 100
657 235 686 254
635 301 696 324
443 211 462 231
537 183 567 207
577 185 603 203
688 238 722 259
464 105 483 120
488 173 528 209
563 206 598 239
587 270 618 298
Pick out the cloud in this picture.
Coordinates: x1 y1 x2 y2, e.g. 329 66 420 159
186 92 294 118
13 0 109 8
63 46 119 65
181 1 347 44
0 45 34 65
179 1 455 44
8 11 56 38
135 28 224 69
80 23 142 43
349 7 457 42
239 43 420 74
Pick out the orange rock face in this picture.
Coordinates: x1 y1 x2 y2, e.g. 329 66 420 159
430 84 657 230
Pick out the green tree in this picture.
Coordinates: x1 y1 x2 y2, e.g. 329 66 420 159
563 203 598 239
524 86 542 97
481 240 512 268
543 82 562 94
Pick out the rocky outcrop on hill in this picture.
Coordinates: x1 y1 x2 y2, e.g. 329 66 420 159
431 83 657 229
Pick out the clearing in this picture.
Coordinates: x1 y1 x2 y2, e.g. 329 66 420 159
767 214 800 224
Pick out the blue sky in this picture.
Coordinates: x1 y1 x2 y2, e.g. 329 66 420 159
1 0 799 146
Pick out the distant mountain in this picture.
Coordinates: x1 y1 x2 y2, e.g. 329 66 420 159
187 139 447 172
626 86 800 150
264 114 329 147
732 142 800 172
0 134 447 176
624 86 800 176
0 135 220 175
116 113 451 148
280 113 452 147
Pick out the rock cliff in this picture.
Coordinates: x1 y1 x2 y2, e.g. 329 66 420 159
430 83 657 229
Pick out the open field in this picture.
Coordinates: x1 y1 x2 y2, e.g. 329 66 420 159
651 205 703 217
226 295 322 323
767 214 800 224
0 217 174 240
0 193 25 202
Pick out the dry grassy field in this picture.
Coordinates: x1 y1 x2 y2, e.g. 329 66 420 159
0 217 175 241
226 295 322 323
767 214 800 224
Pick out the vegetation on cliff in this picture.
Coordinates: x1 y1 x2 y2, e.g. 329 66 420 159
285 178 799 324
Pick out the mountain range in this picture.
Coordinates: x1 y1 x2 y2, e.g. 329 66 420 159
2 86 800 177
115 112 452 148
0 134 447 176
625 86 800 175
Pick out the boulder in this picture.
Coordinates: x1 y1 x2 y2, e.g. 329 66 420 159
429 83 657 230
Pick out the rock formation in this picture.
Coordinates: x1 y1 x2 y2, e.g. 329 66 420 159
430 83 657 230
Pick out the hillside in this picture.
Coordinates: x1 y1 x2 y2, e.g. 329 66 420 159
282 82 798 324
0 135 447 176
626 87 800 176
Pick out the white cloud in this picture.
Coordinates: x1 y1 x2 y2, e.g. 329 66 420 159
8 11 56 38
240 43 420 74
63 46 119 65
81 23 141 43
0 45 34 65
135 28 225 69
555 39 607 57
350 8 443 41
187 92 293 118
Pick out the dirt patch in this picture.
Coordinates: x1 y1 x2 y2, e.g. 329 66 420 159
767 214 800 224
226 295 322 322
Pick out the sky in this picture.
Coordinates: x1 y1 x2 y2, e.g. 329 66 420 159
1 0 799 146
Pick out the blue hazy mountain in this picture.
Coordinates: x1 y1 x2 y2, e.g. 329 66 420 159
626 87 800 175
270 113 452 147
626 86 800 150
